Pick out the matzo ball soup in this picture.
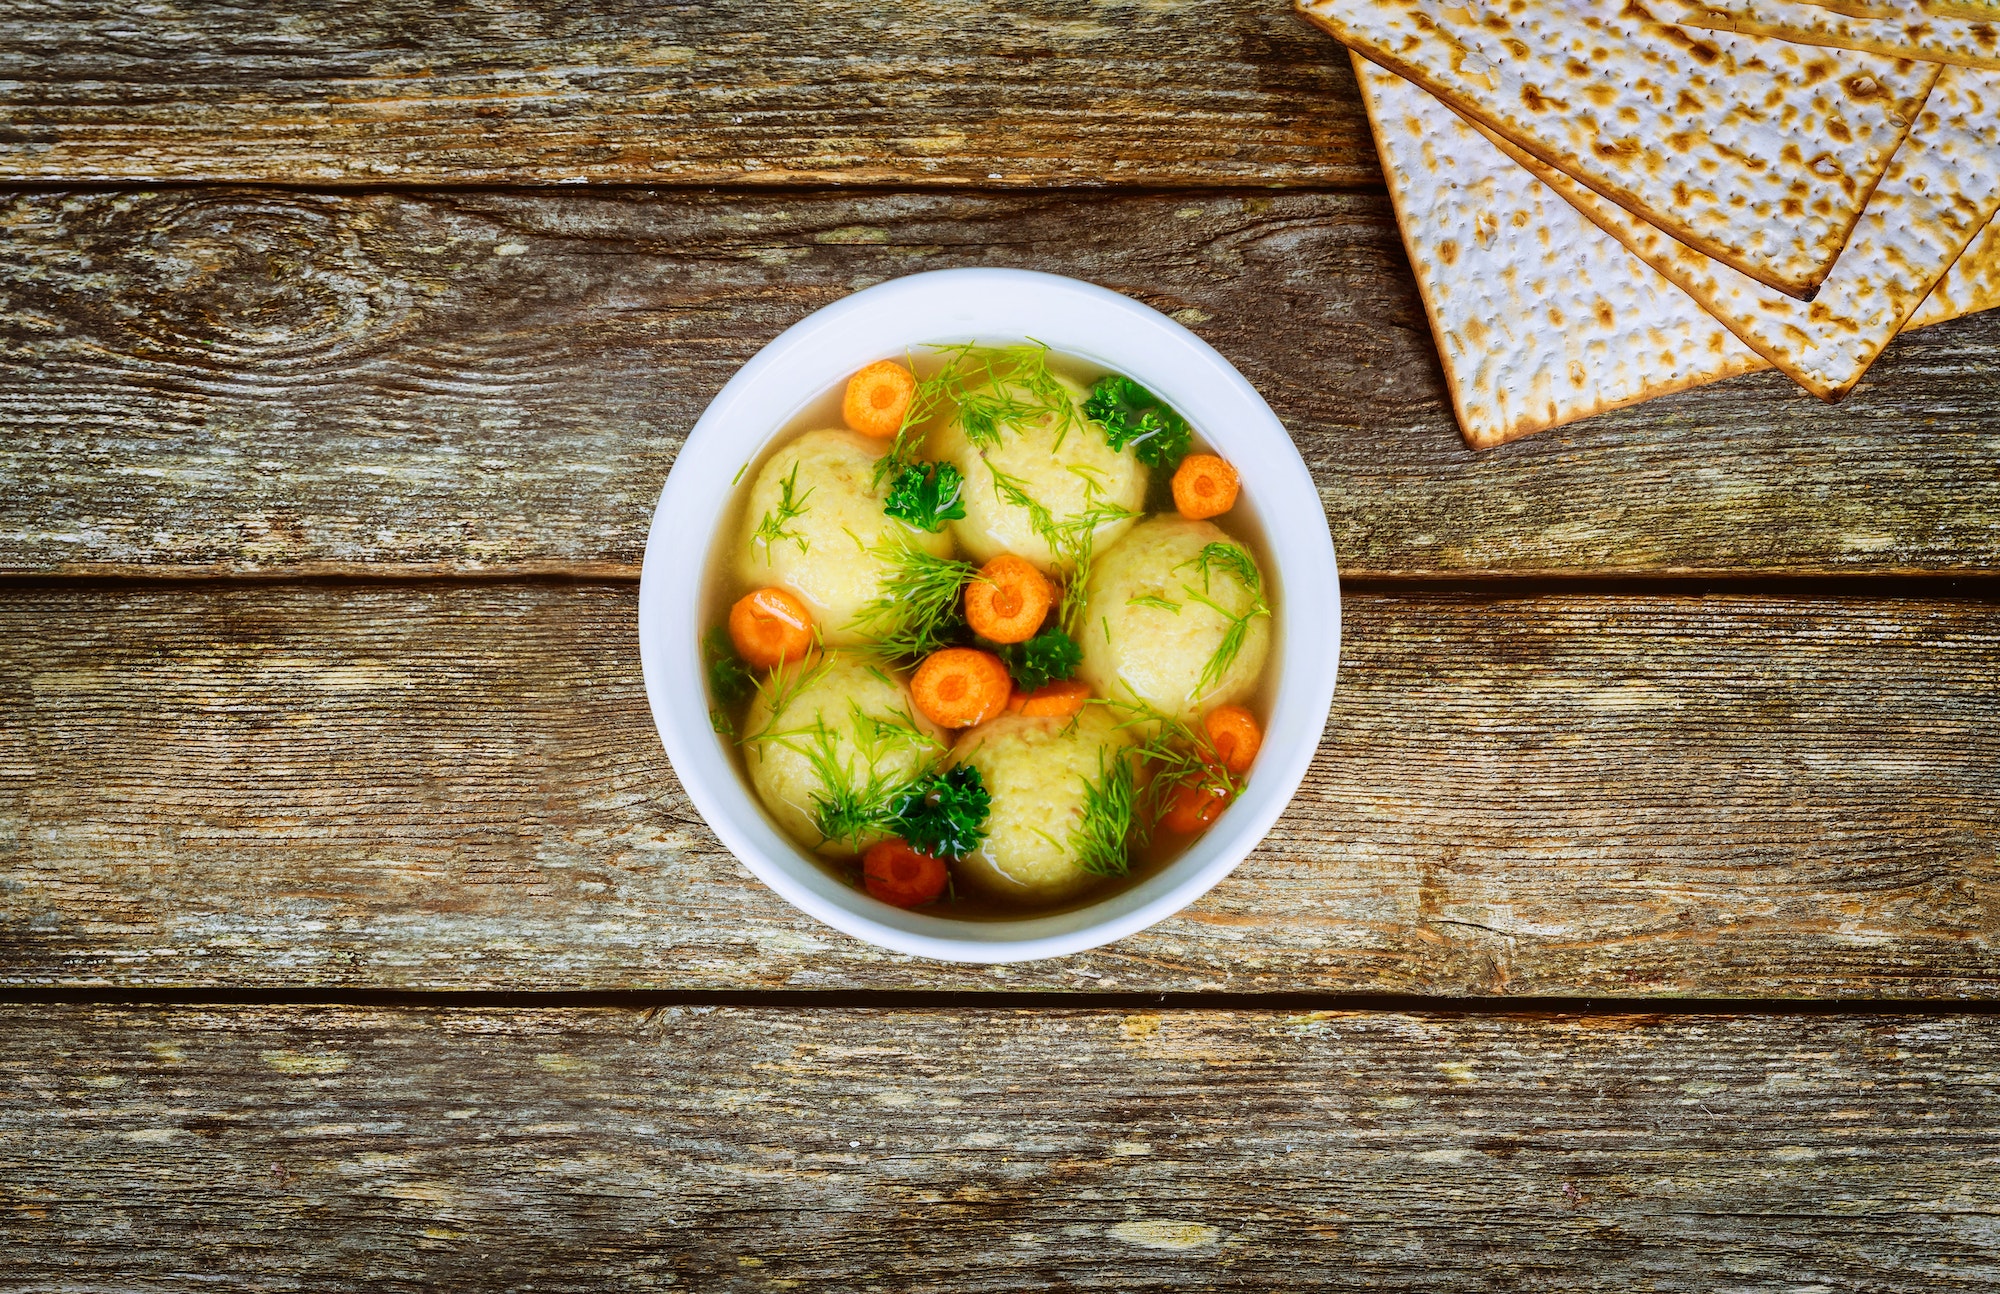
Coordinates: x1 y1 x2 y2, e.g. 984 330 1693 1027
700 343 1281 917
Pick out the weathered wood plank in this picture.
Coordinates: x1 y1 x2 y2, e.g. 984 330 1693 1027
4 1004 1998 1289
0 0 1374 187
2 189 1998 578
4 584 1995 995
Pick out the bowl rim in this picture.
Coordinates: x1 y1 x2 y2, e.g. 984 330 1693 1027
638 267 1339 962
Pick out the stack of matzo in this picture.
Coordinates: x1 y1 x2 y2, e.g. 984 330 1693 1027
1298 0 2000 448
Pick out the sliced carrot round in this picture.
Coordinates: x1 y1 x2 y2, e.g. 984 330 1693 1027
1203 704 1262 775
1172 453 1240 520
911 647 1012 729
1161 778 1230 835
1005 678 1090 718
727 587 814 671
862 838 949 908
965 554 1053 644
843 360 917 438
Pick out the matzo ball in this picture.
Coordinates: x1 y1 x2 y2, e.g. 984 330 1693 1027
947 708 1137 905
743 652 943 858
1078 515 1271 721
927 371 1145 572
736 429 953 646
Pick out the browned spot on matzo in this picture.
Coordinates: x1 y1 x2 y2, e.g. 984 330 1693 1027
1471 65 2000 399
1675 0 2000 68
1352 56 1765 448
1906 209 2000 327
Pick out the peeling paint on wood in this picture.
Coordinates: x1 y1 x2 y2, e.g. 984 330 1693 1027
2 1005 1998 1289
0 1 1374 187
0 188 1997 577
3 583 1994 995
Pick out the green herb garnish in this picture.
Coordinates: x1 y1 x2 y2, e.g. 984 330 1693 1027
1054 503 1135 635
950 343 1086 452
888 763 991 861
1182 540 1262 594
985 464 1135 636
1070 747 1139 877
1084 375 1192 470
1099 699 1242 847
798 723 909 849
995 626 1082 692
872 342 1083 488
751 461 815 557
848 543 976 661
748 697 938 852
739 655 833 750
703 625 756 710
1176 541 1270 701
882 461 967 532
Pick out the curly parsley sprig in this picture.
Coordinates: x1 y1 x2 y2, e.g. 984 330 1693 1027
889 764 991 861
882 461 967 532
1084 375 1192 470
994 625 1082 692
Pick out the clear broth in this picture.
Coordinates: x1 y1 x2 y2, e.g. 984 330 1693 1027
700 345 1284 921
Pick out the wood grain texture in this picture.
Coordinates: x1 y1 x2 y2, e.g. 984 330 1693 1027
5 583 1995 995
3 189 1999 578
0 0 1373 187
4 1004 2000 1290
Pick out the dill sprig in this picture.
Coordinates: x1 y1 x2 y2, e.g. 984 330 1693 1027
986 463 1136 636
950 343 1086 452
985 463 1058 537
871 341 1082 488
1183 541 1262 595
1098 698 1242 846
1054 503 1137 636
1176 542 1270 702
791 721 908 849
1070 746 1139 877
751 461 815 557
847 543 976 661
847 700 936 762
738 654 833 751
702 626 756 737
748 694 939 852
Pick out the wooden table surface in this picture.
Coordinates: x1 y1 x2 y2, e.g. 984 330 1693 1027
3 3 1997 1287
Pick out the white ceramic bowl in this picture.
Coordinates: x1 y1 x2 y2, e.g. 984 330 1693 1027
638 268 1339 962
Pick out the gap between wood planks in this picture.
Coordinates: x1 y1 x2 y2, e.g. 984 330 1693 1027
4 572 2000 600
0 179 1395 198
7 987 2000 1015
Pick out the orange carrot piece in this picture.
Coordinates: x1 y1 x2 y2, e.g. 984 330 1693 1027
862 838 949 908
911 647 1012 729
1161 779 1230 835
843 360 917 438
1005 678 1090 718
1172 453 1240 520
727 587 814 671
965 554 1053 644
1203 704 1262 775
